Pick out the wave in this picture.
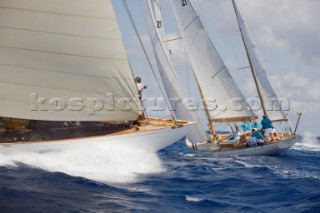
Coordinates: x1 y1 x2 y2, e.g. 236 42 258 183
233 159 267 169
271 167 320 180
292 135 320 152
185 195 204 203
0 142 165 184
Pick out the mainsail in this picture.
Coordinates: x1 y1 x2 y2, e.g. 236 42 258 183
145 0 208 142
232 0 287 121
171 0 255 122
0 0 141 121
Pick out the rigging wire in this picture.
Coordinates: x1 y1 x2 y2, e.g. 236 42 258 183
137 0 210 133
193 0 256 100
156 0 193 98
122 0 177 123
137 0 193 116
184 46 192 97
137 0 171 118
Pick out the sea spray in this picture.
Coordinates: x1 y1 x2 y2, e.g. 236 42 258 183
293 134 320 152
0 142 165 183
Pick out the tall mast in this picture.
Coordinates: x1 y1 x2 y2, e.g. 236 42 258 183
194 76 217 139
232 0 267 116
171 0 255 123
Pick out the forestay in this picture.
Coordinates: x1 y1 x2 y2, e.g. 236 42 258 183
0 0 141 121
171 0 255 122
233 0 287 121
145 0 208 142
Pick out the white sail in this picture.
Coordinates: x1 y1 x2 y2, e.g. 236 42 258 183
146 0 208 142
0 0 141 121
171 0 255 122
233 0 287 121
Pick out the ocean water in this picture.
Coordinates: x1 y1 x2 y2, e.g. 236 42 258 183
0 137 319 212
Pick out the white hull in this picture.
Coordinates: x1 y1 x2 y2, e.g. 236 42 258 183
0 124 194 154
186 135 300 156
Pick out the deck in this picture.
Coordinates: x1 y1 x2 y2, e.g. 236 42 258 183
0 118 181 144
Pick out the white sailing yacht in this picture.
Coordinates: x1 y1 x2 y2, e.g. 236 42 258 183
0 0 196 154
149 0 300 155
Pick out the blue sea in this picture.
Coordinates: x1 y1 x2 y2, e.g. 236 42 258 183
0 136 319 212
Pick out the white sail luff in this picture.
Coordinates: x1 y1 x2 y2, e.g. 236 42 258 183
146 0 208 142
233 0 287 121
171 0 255 122
0 0 141 121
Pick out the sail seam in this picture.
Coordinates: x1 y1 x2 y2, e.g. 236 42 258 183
0 6 115 20
211 66 226 79
0 45 127 61
0 97 138 109
184 15 200 31
0 64 133 80
0 80 135 96
0 26 121 41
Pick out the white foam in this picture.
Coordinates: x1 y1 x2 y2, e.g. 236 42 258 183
272 167 319 180
184 154 196 157
292 134 320 152
185 195 203 203
0 143 165 184
234 160 261 168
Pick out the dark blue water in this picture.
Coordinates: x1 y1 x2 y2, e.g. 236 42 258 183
0 137 319 212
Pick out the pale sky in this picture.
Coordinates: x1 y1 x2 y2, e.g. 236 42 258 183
113 0 320 136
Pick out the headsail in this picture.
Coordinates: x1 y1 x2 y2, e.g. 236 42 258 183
145 0 208 142
171 0 255 122
232 0 287 121
0 0 141 121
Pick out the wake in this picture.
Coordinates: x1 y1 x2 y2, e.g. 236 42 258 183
0 142 165 184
